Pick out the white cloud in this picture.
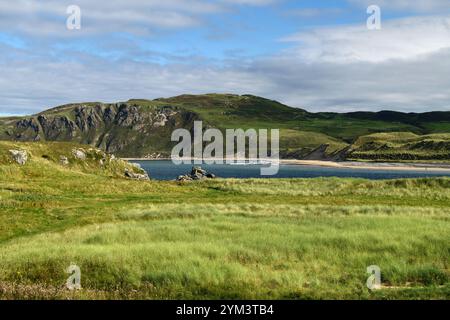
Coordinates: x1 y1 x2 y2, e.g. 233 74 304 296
0 0 278 36
348 0 450 13
250 48 450 112
282 15 450 63
2 43 450 115
0 0 223 36
0 3 449 114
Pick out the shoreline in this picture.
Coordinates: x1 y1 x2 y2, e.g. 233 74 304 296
121 158 450 172
280 159 450 172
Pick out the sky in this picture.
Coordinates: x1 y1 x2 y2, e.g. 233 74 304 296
0 0 450 115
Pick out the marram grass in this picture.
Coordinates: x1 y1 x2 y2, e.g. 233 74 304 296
0 141 449 299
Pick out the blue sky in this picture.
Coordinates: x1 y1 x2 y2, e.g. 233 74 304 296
1 0 450 115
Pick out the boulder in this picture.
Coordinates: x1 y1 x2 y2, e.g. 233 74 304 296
72 148 86 160
9 149 28 165
60 156 69 165
177 174 193 182
124 168 150 181
176 166 216 181
191 166 207 176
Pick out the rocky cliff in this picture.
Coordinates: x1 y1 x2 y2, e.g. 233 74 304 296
1 102 199 157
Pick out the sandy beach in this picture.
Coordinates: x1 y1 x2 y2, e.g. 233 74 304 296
122 157 450 172
280 160 450 172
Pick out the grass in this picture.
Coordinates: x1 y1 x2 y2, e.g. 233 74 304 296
0 141 449 299
348 132 450 161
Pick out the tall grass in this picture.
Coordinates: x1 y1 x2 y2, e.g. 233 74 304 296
0 141 449 299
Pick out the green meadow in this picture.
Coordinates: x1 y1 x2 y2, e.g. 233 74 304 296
0 141 449 299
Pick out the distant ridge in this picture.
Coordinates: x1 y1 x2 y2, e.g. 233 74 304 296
0 93 449 161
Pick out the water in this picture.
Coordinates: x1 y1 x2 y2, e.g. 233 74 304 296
132 160 450 181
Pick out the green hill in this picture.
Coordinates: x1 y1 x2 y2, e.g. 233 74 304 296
1 94 449 161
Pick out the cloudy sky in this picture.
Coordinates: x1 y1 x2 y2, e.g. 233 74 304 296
0 0 450 115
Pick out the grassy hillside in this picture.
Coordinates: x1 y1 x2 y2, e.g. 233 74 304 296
0 141 146 179
0 141 449 299
348 132 450 161
0 94 449 160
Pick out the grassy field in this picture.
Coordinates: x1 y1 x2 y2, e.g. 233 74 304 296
0 141 449 299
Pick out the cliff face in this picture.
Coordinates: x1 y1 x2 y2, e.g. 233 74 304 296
2 103 199 157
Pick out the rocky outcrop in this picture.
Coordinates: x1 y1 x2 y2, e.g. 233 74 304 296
177 166 216 181
38 115 77 140
9 149 28 165
124 166 150 181
13 118 42 141
2 103 199 158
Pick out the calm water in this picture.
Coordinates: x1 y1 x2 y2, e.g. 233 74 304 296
132 160 450 181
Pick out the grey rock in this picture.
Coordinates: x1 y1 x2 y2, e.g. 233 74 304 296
60 156 69 165
72 148 86 160
9 149 28 165
177 174 193 182
192 173 203 180
176 166 216 181
191 166 207 176
153 113 168 128
124 168 150 181
38 115 76 139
